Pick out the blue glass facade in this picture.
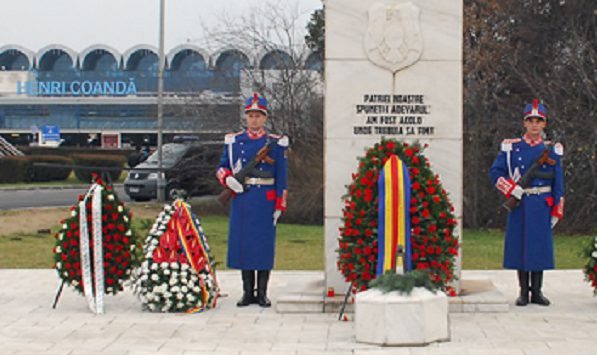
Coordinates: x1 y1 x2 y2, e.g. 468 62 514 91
0 45 322 136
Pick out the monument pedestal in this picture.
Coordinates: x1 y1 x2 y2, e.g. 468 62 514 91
355 288 448 346
275 278 508 314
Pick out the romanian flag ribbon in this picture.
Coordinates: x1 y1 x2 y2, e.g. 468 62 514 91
377 154 412 275
174 200 220 313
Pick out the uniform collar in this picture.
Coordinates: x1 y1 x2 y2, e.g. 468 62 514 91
523 134 543 147
247 128 266 140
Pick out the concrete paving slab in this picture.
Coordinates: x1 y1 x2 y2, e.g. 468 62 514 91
0 269 596 354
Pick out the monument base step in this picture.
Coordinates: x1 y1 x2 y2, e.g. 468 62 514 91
275 278 508 314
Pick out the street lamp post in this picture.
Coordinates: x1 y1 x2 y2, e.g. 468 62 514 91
156 0 166 201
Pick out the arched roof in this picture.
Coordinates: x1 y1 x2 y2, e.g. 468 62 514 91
304 52 323 70
212 46 254 69
258 48 294 70
0 45 34 70
80 44 121 70
122 44 159 70
167 44 210 69
36 44 77 69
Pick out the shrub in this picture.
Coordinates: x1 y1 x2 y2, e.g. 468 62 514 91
0 156 32 183
28 155 73 182
71 154 125 183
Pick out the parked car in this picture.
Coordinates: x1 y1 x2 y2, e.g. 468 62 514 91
124 140 221 201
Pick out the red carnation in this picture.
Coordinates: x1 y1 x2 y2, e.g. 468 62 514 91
412 156 420 165
422 209 430 218
433 196 441 204
428 225 437 233
405 148 413 157
386 141 396 150
427 187 436 194
106 278 114 286
412 182 421 191
412 217 420 225
413 227 421 235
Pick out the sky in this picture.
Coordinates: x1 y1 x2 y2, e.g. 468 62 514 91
0 0 323 54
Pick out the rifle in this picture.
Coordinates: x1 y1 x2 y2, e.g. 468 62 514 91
502 145 556 211
217 142 275 206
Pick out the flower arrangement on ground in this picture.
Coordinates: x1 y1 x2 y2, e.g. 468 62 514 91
53 174 140 312
337 138 459 295
133 199 219 313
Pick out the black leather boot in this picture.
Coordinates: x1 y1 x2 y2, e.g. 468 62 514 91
257 270 272 307
515 270 530 306
530 271 550 306
236 270 256 307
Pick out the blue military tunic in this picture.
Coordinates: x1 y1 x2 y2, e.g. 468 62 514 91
489 136 564 271
217 130 288 270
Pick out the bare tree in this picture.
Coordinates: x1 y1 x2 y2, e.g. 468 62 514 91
198 0 325 224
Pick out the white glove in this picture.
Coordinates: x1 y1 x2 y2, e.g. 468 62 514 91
551 216 559 229
273 210 282 226
511 185 524 200
225 176 244 194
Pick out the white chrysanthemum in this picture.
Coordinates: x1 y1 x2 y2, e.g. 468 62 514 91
106 287 113 293
71 210 77 217
140 274 148 281
176 302 184 309
117 205 123 212
151 274 159 281
148 304 156 311
181 264 189 271
56 262 62 268
164 269 170 275
130 245 136 251
123 216 129 223
62 224 68 229
62 271 68 277
180 278 187 284
151 263 158 271
171 286 179 293
169 279 177 286
170 262 179 269
176 293 183 300
193 286 200 293
71 280 78 286
164 291 172 298
187 281 194 288
160 262 169 269
592 251 597 259
181 286 188 293
186 294 195 301
55 246 62 253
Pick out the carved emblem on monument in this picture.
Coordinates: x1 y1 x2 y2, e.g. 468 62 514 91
365 2 423 73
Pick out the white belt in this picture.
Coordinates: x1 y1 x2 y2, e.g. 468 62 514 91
245 177 275 186
524 186 551 195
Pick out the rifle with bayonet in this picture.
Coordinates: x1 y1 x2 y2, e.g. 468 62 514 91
217 141 275 206
502 145 556 211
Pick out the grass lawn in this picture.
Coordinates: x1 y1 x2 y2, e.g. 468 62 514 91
0 205 590 270
462 229 589 269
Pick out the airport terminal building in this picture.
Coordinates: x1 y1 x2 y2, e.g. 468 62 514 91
0 43 322 146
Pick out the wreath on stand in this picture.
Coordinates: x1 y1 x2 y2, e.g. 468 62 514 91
133 199 219 313
53 174 140 313
337 138 459 296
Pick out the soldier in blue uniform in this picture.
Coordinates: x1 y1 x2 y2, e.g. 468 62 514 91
489 100 564 306
216 93 288 307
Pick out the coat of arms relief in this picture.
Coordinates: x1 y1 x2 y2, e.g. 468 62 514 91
364 2 423 73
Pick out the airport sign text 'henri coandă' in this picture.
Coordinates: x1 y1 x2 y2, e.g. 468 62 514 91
16 79 138 97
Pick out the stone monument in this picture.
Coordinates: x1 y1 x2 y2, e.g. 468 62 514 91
324 0 463 294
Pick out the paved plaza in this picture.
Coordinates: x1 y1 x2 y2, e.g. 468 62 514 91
1 269 596 355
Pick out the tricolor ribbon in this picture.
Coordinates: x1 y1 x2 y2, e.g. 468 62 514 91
174 200 220 313
377 155 412 275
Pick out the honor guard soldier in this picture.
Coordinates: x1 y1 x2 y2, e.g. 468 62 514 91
489 100 564 306
216 93 288 307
